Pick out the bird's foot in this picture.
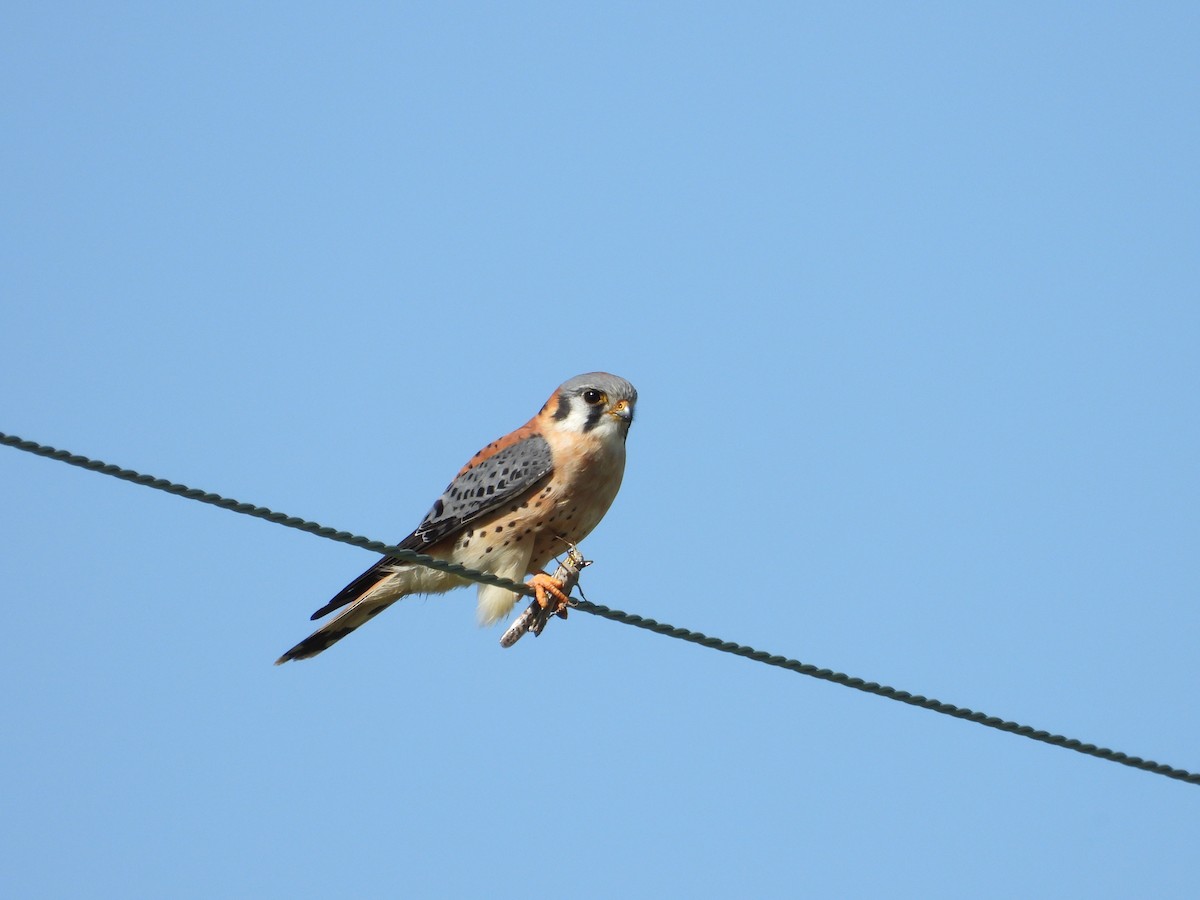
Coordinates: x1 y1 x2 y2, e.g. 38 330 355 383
527 572 572 619
500 550 590 648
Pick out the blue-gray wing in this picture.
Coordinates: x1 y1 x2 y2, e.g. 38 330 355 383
407 433 553 547
309 433 553 620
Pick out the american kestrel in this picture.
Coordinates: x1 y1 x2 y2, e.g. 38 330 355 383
275 372 637 663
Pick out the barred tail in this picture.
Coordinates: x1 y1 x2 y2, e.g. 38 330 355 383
274 593 400 664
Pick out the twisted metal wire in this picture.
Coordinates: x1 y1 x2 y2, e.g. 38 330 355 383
0 431 533 596
3 429 1197 787
574 600 1200 786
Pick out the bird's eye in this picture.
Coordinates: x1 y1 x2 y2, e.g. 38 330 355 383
582 389 604 405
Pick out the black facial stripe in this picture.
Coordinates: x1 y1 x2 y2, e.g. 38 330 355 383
553 394 571 421
582 404 604 432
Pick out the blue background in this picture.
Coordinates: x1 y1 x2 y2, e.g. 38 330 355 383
3 4 1197 897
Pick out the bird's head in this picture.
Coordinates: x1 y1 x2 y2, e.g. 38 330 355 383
543 372 637 441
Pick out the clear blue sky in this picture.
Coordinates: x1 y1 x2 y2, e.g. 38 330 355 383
3 4 1197 897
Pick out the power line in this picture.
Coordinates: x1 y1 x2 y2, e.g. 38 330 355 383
0 431 533 596
573 600 1200 785
2 429 1197 787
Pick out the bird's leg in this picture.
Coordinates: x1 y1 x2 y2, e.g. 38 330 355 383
526 571 572 618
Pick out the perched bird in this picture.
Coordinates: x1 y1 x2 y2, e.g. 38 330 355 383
275 372 637 663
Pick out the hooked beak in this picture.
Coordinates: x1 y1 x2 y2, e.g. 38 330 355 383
609 399 634 425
